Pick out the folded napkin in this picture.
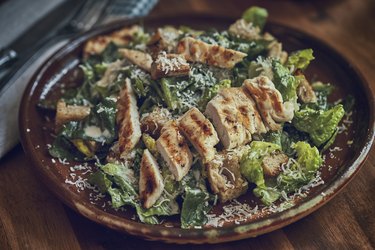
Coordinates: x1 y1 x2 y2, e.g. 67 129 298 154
0 0 158 158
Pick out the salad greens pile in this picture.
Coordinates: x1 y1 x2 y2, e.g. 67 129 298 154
47 6 349 228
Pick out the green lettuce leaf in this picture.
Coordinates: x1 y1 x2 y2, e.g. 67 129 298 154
240 141 282 205
240 141 281 186
293 104 345 147
272 60 298 102
198 79 231 110
50 98 117 160
277 141 322 193
242 6 268 30
181 187 213 229
286 49 314 71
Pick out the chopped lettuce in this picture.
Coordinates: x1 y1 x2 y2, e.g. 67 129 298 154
89 162 179 225
272 60 298 102
286 49 314 71
181 187 213 228
277 142 322 193
293 104 345 147
198 79 231 109
242 6 268 30
240 141 282 205
304 81 334 110
49 98 117 161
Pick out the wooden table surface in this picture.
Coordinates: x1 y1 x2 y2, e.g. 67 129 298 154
1 0 374 249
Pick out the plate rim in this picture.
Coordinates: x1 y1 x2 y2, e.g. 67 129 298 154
18 14 375 244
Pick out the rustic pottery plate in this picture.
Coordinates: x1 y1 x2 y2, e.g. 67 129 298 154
19 15 374 244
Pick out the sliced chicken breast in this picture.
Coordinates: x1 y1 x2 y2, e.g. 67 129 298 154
156 120 193 181
116 78 142 157
177 37 247 69
83 25 141 58
205 87 267 149
139 149 164 208
178 107 219 162
118 48 153 72
96 60 124 88
243 76 294 131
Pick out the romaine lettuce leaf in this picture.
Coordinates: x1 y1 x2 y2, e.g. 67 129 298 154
277 141 322 192
240 141 282 205
272 60 298 102
50 98 117 160
293 104 345 147
89 162 180 225
242 6 268 30
240 141 281 186
286 49 314 71
181 187 213 229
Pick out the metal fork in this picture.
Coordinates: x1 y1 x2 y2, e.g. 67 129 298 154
0 0 110 90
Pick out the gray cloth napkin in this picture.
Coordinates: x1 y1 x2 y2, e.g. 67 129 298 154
0 0 158 158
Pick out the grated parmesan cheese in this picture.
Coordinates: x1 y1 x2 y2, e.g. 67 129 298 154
155 51 188 74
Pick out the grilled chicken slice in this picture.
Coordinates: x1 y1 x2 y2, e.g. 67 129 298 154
177 37 247 69
261 151 289 177
151 52 190 80
116 78 142 157
296 73 317 103
243 76 294 131
96 60 124 88
206 147 249 203
205 87 267 149
55 100 90 131
118 48 153 72
140 107 172 138
139 149 164 208
178 107 219 162
228 19 261 40
83 25 141 58
156 120 193 181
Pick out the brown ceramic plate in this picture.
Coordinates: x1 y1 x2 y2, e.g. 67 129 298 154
19 15 374 244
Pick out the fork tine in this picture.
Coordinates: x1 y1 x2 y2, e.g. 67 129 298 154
69 0 110 32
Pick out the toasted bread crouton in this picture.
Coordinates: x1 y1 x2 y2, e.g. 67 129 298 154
151 52 190 80
83 25 142 58
55 100 90 131
261 152 288 177
148 27 181 56
296 72 317 104
228 19 261 40
206 148 249 203
116 78 142 157
139 149 164 208
268 41 288 64
243 76 294 131
118 48 153 72
205 87 267 149
178 107 219 162
177 37 247 69
156 121 193 181
140 107 172 138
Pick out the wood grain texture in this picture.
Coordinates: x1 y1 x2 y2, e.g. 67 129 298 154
1 0 374 249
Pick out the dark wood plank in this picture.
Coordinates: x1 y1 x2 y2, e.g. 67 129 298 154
0 146 81 250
